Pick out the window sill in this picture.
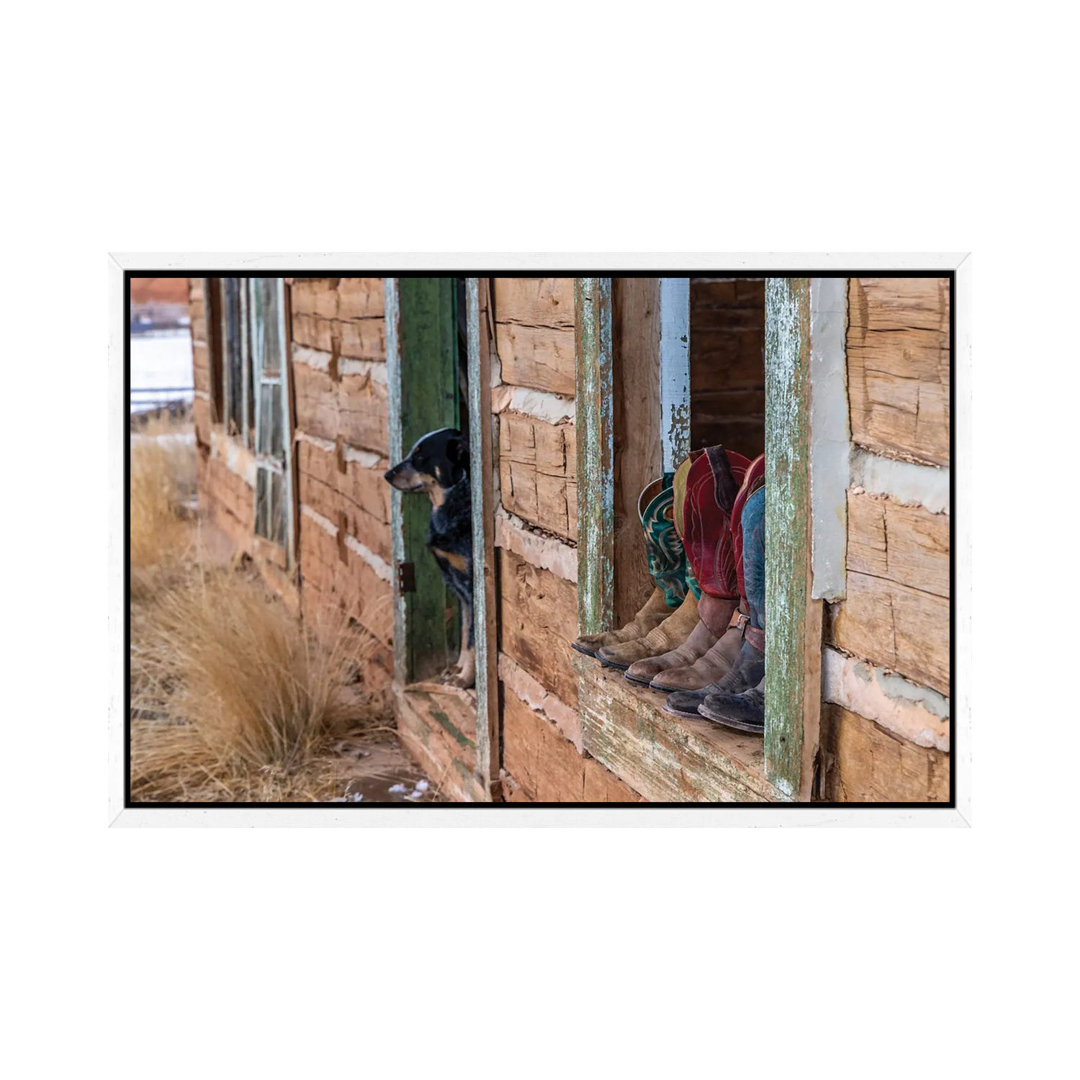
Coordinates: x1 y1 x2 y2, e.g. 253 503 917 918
573 657 785 803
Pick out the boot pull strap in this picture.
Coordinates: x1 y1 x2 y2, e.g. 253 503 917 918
728 610 751 633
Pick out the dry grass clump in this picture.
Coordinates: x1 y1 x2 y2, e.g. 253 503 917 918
130 413 198 596
131 567 391 802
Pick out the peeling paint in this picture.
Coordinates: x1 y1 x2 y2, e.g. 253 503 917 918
809 278 849 601
575 278 615 635
822 647 950 751
382 278 408 686
764 278 816 797
659 278 691 474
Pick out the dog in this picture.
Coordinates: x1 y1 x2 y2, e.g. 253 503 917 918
384 427 474 688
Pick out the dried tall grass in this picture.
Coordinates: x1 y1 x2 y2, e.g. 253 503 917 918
130 415 198 596
131 568 390 801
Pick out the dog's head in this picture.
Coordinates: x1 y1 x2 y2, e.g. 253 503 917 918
384 427 468 498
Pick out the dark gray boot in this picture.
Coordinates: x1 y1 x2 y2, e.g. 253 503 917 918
698 676 765 735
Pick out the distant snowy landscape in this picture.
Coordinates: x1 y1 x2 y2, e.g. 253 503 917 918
130 330 193 414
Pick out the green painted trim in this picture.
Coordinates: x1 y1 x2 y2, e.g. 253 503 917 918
764 277 817 800
384 277 460 684
466 277 498 797
575 278 615 636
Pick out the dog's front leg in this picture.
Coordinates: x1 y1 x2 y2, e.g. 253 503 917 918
446 603 475 689
453 646 475 690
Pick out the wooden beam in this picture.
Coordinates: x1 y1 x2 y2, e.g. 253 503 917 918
659 278 691 475
612 277 662 624
764 277 822 800
467 278 500 799
574 278 614 636
577 659 779 802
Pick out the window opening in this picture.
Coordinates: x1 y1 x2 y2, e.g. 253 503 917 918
249 278 289 549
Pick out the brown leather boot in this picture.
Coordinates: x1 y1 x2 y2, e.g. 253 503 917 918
623 616 717 686
571 587 672 657
623 593 732 685
597 592 701 670
649 624 744 690
641 595 743 690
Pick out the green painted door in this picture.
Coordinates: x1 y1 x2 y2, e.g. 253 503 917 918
386 277 462 684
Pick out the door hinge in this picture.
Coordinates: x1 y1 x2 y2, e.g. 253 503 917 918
397 561 416 594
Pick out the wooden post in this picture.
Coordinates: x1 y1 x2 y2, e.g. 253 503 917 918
575 278 615 636
658 278 691 475
764 277 822 800
467 278 499 799
384 277 460 685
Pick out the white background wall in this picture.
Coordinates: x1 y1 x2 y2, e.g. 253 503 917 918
2 4 1073 1080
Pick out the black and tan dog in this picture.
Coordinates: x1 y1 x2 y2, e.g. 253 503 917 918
384 427 474 688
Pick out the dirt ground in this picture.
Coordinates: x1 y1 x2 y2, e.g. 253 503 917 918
129 510 439 805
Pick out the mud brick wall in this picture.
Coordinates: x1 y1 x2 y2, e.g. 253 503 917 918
819 277 951 803
690 278 766 460
290 277 393 690
491 277 637 802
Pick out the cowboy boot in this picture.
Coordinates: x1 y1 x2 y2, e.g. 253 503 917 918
698 675 766 735
662 476 766 710
572 476 687 658
620 446 751 681
626 595 743 688
662 631 765 718
644 607 747 691
598 589 702 669
646 459 765 691
623 611 718 686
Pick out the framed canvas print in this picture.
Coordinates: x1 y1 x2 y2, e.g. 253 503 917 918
113 255 969 826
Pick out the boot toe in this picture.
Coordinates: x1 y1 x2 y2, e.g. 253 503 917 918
697 691 765 734
650 665 717 692
662 689 710 717
625 656 668 683
598 640 650 667
596 645 633 669
570 639 601 658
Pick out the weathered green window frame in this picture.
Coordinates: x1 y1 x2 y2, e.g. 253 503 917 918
574 276 821 801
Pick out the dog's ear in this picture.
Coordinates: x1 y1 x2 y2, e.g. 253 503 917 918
447 432 467 466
